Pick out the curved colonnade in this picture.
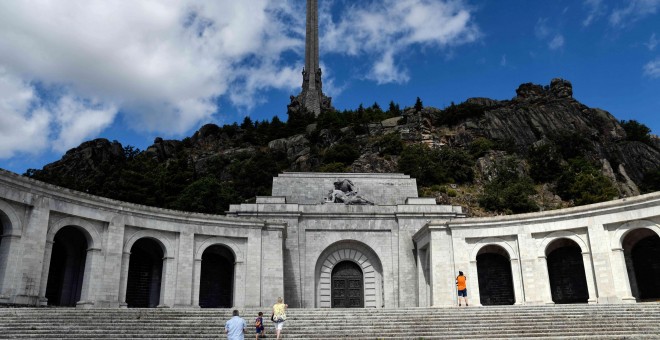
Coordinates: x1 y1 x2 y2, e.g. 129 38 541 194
1 169 659 308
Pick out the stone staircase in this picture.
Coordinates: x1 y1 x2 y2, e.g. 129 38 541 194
1 304 660 339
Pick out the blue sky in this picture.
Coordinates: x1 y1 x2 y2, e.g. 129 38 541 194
1 0 659 174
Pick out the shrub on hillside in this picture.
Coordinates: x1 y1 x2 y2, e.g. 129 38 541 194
478 157 539 214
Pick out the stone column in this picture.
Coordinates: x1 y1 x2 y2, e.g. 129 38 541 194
118 251 131 307
510 258 524 305
0 234 21 301
77 247 102 308
192 258 202 307
174 231 194 308
98 215 125 307
416 248 429 307
538 255 554 304
429 225 455 306
38 240 54 306
611 248 636 303
158 256 174 308
468 260 481 306
581 251 598 304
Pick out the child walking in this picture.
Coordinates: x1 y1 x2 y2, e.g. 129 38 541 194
255 312 265 339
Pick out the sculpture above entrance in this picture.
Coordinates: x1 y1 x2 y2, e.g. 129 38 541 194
326 179 374 205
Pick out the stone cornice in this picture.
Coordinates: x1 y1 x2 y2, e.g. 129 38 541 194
0 169 265 229
430 192 660 229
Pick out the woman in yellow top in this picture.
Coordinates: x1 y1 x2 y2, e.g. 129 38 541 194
456 271 468 306
272 297 288 339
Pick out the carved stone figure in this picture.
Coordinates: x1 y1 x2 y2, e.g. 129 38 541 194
326 179 374 205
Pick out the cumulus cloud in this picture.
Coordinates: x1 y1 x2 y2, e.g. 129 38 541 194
643 58 660 78
321 0 479 84
0 0 480 160
0 1 306 158
0 69 50 158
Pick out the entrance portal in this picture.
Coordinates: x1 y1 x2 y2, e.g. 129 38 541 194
476 245 515 305
199 245 234 308
331 261 363 308
546 239 588 304
45 226 88 306
126 238 163 308
623 228 660 301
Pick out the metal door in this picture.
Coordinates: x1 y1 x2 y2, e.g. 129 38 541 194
331 261 364 308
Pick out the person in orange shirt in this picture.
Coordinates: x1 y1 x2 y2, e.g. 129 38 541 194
456 271 468 306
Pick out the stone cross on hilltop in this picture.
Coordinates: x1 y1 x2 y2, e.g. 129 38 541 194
289 0 333 116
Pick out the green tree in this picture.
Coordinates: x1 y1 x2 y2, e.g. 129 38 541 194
620 120 653 146
641 167 660 193
388 101 401 115
323 144 360 166
478 157 538 214
398 144 474 187
376 133 404 156
414 97 423 112
527 142 563 183
172 177 238 214
556 158 618 205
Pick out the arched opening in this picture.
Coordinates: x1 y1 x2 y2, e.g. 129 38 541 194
331 261 364 308
546 239 588 304
476 245 515 305
622 228 660 301
315 240 384 308
45 226 88 306
199 244 234 308
0 212 9 288
126 238 164 308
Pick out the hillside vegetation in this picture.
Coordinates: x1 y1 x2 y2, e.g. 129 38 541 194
26 79 660 216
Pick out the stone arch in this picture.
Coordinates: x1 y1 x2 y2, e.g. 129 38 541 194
0 200 22 296
45 226 88 306
315 240 383 308
0 200 21 237
611 220 660 250
539 230 589 257
194 236 244 263
125 237 165 308
47 216 100 250
470 237 518 261
543 233 590 304
123 229 174 258
613 220 660 301
198 244 235 308
470 237 523 304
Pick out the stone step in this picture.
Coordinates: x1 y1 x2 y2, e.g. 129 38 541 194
1 304 659 339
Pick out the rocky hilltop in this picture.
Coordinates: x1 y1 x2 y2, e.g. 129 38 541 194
26 79 660 216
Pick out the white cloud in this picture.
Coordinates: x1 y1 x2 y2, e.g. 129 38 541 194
535 19 564 51
0 0 480 160
500 55 507 67
643 58 660 78
0 69 50 158
0 1 306 158
609 0 660 27
582 0 605 26
534 18 551 39
646 33 658 51
549 35 565 50
321 0 479 84
50 96 118 153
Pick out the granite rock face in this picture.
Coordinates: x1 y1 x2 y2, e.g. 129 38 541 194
25 79 660 215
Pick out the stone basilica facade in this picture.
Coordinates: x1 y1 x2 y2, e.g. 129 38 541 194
0 169 659 309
